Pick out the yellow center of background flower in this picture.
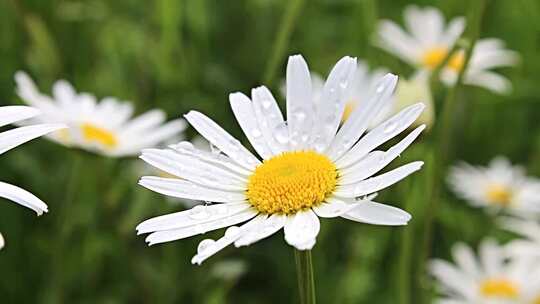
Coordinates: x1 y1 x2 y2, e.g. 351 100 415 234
81 123 118 148
246 151 338 214
486 184 512 206
342 102 356 122
422 47 464 72
480 279 519 299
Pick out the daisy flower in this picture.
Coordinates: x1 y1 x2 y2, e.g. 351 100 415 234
281 61 434 129
500 217 540 262
0 106 65 249
430 239 540 304
14 72 187 157
136 54 426 265
448 156 540 217
377 5 518 94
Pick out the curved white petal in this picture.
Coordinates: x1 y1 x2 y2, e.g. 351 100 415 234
140 148 246 191
251 86 288 155
336 103 425 168
185 111 260 170
327 74 398 160
376 20 420 65
286 55 314 150
169 141 251 176
335 161 424 198
122 109 166 133
0 232 4 250
191 215 265 265
0 106 40 128
341 201 411 225
312 197 360 218
145 207 258 246
441 17 466 46
229 92 273 159
429 259 476 299
312 56 357 152
235 213 286 247
339 125 426 184
136 202 251 234
0 181 48 215
452 243 480 279
404 6 443 46
139 176 246 203
284 210 320 250
0 123 66 155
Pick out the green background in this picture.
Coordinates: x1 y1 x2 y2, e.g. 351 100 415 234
1 0 539 303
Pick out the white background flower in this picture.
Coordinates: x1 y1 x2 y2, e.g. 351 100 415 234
448 156 540 217
15 72 187 157
137 55 425 265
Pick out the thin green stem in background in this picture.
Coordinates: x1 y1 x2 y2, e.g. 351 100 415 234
263 0 306 86
294 249 316 304
419 1 487 303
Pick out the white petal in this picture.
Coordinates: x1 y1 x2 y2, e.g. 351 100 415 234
479 239 502 276
139 176 246 203
463 71 512 94
229 92 273 159
169 141 251 176
136 202 251 234
340 125 426 184
311 56 357 152
284 210 320 250
145 207 258 246
286 55 314 150
235 213 286 247
140 148 246 191
0 106 40 128
185 111 260 170
191 215 264 265
441 17 466 46
376 20 420 65
0 181 48 215
0 123 66 155
52 79 76 106
404 6 443 46
312 197 360 218
0 232 4 250
327 74 398 161
122 109 166 133
341 201 411 225
429 259 476 299
251 86 288 155
452 243 480 279
336 103 425 168
335 161 424 198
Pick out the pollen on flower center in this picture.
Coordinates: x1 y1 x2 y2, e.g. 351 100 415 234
81 123 118 148
480 279 519 298
486 184 512 206
246 151 338 214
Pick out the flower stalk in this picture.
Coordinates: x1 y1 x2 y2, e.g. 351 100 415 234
294 249 316 304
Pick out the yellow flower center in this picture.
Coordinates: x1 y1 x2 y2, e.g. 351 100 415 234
422 47 448 69
81 123 118 148
422 47 464 72
342 101 356 122
486 184 512 206
480 279 519 299
246 151 338 214
534 296 540 304
448 52 465 72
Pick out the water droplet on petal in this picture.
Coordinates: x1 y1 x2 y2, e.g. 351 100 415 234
376 85 384 93
251 128 262 138
273 122 289 144
210 143 221 155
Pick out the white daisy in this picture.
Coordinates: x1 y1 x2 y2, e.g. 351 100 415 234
430 239 540 304
377 5 518 94
501 217 540 263
14 72 187 157
439 38 519 94
377 5 465 71
448 156 540 217
0 106 65 249
136 54 425 265
282 61 434 129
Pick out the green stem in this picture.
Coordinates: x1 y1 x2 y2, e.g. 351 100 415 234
419 0 486 302
262 0 305 85
294 249 316 304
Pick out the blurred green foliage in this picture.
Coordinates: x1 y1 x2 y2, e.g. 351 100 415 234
0 0 540 303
